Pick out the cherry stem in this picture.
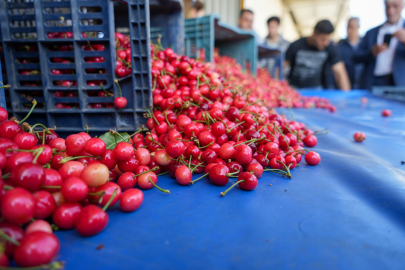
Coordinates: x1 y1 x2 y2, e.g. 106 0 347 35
18 100 37 124
88 191 105 197
263 169 287 176
220 180 245 196
148 109 161 126
198 141 214 150
0 229 20 246
233 138 263 148
60 156 100 164
199 94 213 104
128 126 145 138
100 84 113 97
133 167 159 177
41 185 61 190
30 124 52 134
227 121 245 132
285 149 310 155
191 162 205 172
157 171 169 176
0 84 10 89
146 132 164 148
277 161 292 179
3 184 13 189
32 147 45 164
41 130 46 145
102 189 118 211
190 173 209 185
148 179 170 194
2 173 11 180
0 261 66 270
114 80 123 98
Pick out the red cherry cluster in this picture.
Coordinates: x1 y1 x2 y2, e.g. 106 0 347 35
214 53 336 111
47 32 73 39
115 33 132 78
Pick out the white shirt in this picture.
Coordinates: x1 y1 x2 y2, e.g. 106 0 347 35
374 18 404 76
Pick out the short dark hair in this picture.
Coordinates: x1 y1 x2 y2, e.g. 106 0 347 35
267 16 280 25
314 20 335 34
192 0 204 12
240 9 253 18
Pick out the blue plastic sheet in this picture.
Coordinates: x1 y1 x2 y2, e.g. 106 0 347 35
54 91 405 270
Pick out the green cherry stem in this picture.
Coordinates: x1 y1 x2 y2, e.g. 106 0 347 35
0 229 20 246
18 100 37 124
220 180 245 196
148 180 170 194
190 173 209 185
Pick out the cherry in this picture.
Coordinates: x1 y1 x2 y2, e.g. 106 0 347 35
26 220 53 235
353 132 366 142
0 107 8 122
14 231 60 267
13 133 37 149
37 130 59 145
94 182 122 208
198 131 216 146
220 172 258 196
84 138 106 156
305 151 321 166
33 190 56 219
52 202 82 229
52 191 66 206
137 172 170 193
61 177 89 202
117 172 137 190
303 135 318 147
113 142 134 161
6 151 34 172
48 138 66 151
165 141 185 158
234 144 253 165
246 163 263 178
78 132 91 142
175 165 192 185
285 155 297 169
114 80 127 109
154 150 171 166
42 170 62 193
118 157 139 173
0 138 18 158
80 163 109 187
135 148 151 166
1 188 35 225
100 149 117 170
382 109 392 117
65 134 86 156
75 188 118 236
0 221 24 258
226 161 243 175
269 156 285 170
0 152 6 170
59 161 85 180
208 164 232 186
31 145 53 165
11 163 45 192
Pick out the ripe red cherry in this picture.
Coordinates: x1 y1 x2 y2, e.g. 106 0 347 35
37 130 59 145
59 161 85 180
120 189 144 212
0 152 6 170
353 132 366 142
218 143 235 160
154 150 171 166
212 122 226 137
48 138 66 151
303 135 318 147
100 149 117 170
42 169 63 193
1 188 36 225
14 232 60 267
246 163 264 178
52 202 82 229
95 182 122 208
114 97 127 109
285 155 297 169
209 164 230 186
75 205 109 236
84 138 106 156
31 145 53 165
77 132 91 142
381 109 392 117
175 165 192 186
0 221 24 258
165 141 185 158
0 138 18 158
0 121 23 139
305 151 321 166
0 107 8 122
269 156 285 169
117 172 137 190
235 144 253 165
33 191 56 219
13 133 37 149
26 220 53 235
134 148 150 166
237 172 258 191
118 157 139 173
61 177 89 202
6 152 34 172
198 131 216 146
137 172 170 193
65 134 86 156
11 163 45 192
80 163 109 187
113 142 134 161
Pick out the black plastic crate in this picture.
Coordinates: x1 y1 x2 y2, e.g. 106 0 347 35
0 0 152 137
0 61 5 109
372 87 405 102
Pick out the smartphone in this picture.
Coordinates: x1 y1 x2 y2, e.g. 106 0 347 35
384 34 393 45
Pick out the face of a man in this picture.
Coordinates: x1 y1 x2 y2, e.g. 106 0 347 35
347 19 359 39
385 0 405 24
268 21 279 38
239 12 254 30
313 33 332 51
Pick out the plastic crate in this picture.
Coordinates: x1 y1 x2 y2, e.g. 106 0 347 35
148 0 184 55
372 87 405 102
0 61 5 109
185 14 256 74
0 0 152 137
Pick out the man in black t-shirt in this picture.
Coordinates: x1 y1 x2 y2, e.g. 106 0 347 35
285 20 351 90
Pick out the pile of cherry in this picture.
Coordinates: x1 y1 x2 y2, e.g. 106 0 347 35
0 45 324 268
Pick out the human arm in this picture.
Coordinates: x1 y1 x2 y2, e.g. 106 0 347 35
332 61 351 91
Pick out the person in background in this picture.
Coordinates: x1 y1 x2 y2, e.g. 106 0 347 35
337 17 364 89
238 9 261 42
354 0 405 89
264 16 290 53
184 0 205 19
285 20 351 90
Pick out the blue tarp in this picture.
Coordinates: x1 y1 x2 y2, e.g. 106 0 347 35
55 91 405 270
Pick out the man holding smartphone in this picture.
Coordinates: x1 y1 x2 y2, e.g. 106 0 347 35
354 0 405 89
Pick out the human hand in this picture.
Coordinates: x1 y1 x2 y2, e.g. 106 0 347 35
372 44 388 57
393 28 405 44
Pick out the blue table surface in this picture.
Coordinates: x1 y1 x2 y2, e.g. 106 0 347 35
54 90 405 270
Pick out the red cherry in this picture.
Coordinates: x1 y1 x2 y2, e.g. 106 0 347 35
33 191 56 219
1 188 35 225
48 138 66 151
165 141 185 158
303 135 318 147
59 161 85 180
137 172 169 193
0 221 24 258
80 163 109 188
175 165 192 185
84 138 106 156
26 220 53 235
31 145 53 165
61 177 89 202
42 169 63 193
52 202 82 229
113 142 134 161
0 121 23 139
305 151 321 166
100 149 117 170
120 189 144 212
118 157 139 173
154 150 171 166
134 148 151 166
117 172 137 190
218 143 235 160
6 152 34 172
209 164 230 186
37 130 59 145
0 107 8 122
381 109 392 117
65 134 86 156
75 205 109 236
94 182 122 208
234 144 253 165
13 133 37 149
353 132 366 142
114 97 127 109
11 163 45 192
14 232 60 267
